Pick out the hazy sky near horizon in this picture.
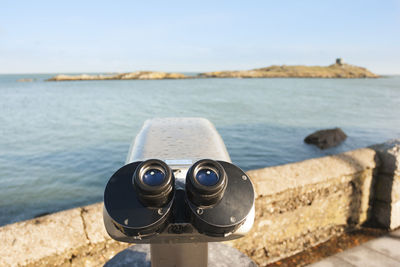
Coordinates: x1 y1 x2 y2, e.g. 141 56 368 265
1 0 399 74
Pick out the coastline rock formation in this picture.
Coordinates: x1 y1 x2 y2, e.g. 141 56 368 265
304 128 347 149
46 60 379 81
199 63 378 78
46 71 187 81
17 78 35 82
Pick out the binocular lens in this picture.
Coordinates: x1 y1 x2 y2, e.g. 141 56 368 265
196 168 219 186
143 168 165 186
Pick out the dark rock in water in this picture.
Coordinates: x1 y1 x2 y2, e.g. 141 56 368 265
304 128 347 149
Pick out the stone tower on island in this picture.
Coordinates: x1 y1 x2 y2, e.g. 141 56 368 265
336 58 343 65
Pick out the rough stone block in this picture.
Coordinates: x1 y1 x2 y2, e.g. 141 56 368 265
374 200 400 229
371 139 400 176
229 167 375 265
81 202 111 244
0 208 87 266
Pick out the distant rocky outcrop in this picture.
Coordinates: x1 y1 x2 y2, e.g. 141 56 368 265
46 71 188 81
17 78 35 82
199 61 378 79
304 128 347 149
45 60 379 81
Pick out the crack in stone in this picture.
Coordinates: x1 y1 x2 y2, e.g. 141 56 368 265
80 208 91 245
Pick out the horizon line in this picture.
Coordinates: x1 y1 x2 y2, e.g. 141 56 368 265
1 71 400 76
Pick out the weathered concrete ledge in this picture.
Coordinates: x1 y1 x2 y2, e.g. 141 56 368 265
226 140 400 265
0 203 130 266
1 140 399 266
226 147 379 266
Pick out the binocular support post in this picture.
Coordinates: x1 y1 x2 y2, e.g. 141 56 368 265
150 243 208 267
105 118 255 267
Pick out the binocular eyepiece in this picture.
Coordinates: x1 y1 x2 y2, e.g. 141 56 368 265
103 159 254 243
133 159 174 207
186 159 227 207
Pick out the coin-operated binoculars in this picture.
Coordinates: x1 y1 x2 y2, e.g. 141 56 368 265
103 118 255 267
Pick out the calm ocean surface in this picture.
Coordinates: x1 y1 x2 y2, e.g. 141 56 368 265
0 74 399 226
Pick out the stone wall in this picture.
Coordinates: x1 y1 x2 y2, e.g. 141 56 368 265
226 140 400 266
226 148 378 265
1 140 399 266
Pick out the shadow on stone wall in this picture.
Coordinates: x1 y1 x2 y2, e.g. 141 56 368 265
333 152 379 228
369 140 400 230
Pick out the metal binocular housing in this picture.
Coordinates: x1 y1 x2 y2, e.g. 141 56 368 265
103 157 255 243
102 118 256 267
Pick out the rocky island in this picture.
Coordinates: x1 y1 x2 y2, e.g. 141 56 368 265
45 59 378 81
46 71 187 81
199 60 378 78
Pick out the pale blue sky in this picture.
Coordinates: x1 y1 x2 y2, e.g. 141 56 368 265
1 0 399 74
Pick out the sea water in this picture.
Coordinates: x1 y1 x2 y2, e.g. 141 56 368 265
0 74 399 226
